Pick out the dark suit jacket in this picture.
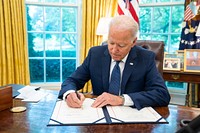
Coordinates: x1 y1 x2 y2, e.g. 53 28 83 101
59 45 170 110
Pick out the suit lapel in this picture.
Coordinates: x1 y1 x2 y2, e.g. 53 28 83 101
102 49 111 92
121 47 138 94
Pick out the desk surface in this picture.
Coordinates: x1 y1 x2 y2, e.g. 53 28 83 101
0 89 200 133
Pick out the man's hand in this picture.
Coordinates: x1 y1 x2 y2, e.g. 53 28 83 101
91 92 124 108
65 92 85 108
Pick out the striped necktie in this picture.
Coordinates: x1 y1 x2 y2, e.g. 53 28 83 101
109 61 121 95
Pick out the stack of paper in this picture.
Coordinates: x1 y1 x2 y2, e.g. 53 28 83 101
16 86 48 102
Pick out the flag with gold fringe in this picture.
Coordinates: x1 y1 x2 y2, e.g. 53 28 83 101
179 0 200 50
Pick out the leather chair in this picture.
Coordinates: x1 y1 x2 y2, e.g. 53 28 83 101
102 40 164 76
136 40 164 76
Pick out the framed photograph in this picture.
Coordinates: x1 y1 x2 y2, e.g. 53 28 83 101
163 58 180 71
176 50 184 70
176 50 184 54
184 49 200 72
164 53 177 58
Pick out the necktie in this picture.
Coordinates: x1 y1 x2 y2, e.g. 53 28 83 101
109 61 121 95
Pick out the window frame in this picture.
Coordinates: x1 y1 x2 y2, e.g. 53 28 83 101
139 1 184 53
25 1 82 89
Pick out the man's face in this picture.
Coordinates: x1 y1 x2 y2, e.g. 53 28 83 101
108 28 137 61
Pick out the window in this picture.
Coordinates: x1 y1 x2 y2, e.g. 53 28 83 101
26 0 80 85
139 0 187 99
139 0 184 53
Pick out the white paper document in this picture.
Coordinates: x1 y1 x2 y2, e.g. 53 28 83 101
107 106 166 123
16 85 48 102
49 98 105 125
48 98 167 126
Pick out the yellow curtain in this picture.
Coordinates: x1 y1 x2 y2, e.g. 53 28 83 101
80 0 118 93
0 0 30 86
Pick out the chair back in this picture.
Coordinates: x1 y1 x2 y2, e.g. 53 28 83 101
136 40 164 76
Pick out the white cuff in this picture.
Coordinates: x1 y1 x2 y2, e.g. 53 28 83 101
123 94 134 106
63 90 75 100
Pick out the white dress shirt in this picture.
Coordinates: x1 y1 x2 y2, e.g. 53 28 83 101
110 54 134 106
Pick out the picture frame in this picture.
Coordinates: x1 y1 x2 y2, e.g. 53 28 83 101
164 52 183 71
184 49 200 72
163 58 180 71
176 50 184 54
164 53 178 58
176 50 184 70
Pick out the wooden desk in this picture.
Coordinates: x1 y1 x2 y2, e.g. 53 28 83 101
163 70 200 83
163 70 200 107
0 89 200 133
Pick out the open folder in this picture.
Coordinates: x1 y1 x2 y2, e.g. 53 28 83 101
48 98 168 126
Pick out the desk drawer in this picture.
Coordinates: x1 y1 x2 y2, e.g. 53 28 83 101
163 73 200 83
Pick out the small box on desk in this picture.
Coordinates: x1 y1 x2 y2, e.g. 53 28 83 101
0 86 13 111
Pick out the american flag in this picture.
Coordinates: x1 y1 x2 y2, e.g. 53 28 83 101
117 0 139 24
184 2 196 21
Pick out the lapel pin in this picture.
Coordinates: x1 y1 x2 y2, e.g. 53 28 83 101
130 63 133 65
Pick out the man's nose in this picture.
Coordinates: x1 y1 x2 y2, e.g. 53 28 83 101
112 45 119 52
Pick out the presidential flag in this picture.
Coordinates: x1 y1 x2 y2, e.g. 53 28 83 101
117 0 139 25
179 1 200 50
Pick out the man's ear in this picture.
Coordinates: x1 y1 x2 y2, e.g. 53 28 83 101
131 37 137 47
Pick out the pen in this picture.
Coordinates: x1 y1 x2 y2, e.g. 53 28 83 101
76 91 80 100
76 91 83 109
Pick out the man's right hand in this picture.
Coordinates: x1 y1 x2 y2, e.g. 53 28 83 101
65 92 85 108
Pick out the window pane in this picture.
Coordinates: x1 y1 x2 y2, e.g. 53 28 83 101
45 33 60 57
45 0 59 2
155 0 170 2
140 0 152 4
139 34 151 40
139 7 151 33
62 0 77 4
170 34 181 52
62 59 76 81
153 7 170 33
171 6 184 33
172 0 184 2
46 59 60 82
45 7 60 31
26 6 44 31
152 34 168 51
29 59 44 82
26 0 43 3
28 33 44 57
62 34 76 57
62 7 77 32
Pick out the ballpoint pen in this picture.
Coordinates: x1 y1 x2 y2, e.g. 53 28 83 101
76 91 81 100
75 91 83 109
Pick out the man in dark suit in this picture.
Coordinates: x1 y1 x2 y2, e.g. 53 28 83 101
59 15 170 110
